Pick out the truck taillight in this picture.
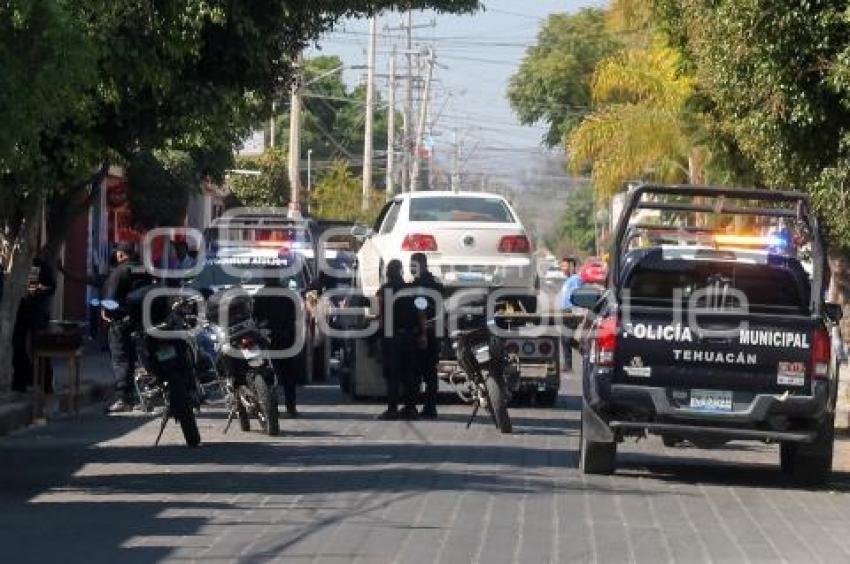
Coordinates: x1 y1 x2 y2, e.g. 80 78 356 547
498 235 531 253
402 233 438 251
811 328 830 380
595 316 618 366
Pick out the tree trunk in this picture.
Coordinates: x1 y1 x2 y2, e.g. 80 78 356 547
0 203 43 392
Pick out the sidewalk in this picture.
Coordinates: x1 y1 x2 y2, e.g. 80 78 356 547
0 341 114 436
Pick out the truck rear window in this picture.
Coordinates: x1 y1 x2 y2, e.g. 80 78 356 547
409 197 514 223
624 258 810 314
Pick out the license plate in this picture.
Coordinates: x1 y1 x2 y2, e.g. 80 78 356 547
521 364 548 379
458 272 485 282
689 389 733 412
155 345 177 362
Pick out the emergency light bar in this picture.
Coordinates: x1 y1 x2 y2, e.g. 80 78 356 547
713 234 787 248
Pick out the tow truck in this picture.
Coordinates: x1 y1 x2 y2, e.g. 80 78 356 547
574 185 842 484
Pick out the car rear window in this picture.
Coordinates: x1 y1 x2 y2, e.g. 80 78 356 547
624 257 811 314
409 197 514 223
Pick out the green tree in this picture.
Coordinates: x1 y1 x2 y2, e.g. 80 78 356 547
659 0 850 304
228 150 290 208
126 152 194 229
0 0 479 392
507 8 622 147
548 182 597 257
310 161 383 223
566 39 698 200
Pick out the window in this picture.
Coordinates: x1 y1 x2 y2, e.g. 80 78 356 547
409 197 515 223
380 201 402 234
372 202 393 232
624 257 811 314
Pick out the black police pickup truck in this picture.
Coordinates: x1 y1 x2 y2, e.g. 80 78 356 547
573 185 843 484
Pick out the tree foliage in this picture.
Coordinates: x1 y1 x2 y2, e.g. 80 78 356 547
567 40 696 200
507 9 622 147
310 161 384 223
548 182 596 257
658 0 850 250
126 152 195 229
0 0 480 392
228 150 291 208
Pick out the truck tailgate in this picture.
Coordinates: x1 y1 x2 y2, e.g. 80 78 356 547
615 309 818 394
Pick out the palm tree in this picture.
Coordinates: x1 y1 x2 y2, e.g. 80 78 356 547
566 39 705 201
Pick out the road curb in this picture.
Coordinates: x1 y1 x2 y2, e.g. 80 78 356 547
0 383 111 436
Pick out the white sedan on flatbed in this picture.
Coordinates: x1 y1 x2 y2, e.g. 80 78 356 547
354 191 536 295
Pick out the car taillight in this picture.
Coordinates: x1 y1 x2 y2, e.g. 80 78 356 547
498 235 531 253
538 340 553 357
811 328 830 380
240 336 256 350
595 316 618 366
402 233 438 252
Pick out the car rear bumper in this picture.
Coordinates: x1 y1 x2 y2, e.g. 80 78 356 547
599 382 831 423
427 257 534 288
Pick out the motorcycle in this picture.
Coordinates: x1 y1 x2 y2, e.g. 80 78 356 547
206 292 280 436
414 297 519 434
95 290 202 447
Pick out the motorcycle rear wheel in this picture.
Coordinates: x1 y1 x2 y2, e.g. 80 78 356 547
252 373 280 436
169 377 201 447
484 375 512 434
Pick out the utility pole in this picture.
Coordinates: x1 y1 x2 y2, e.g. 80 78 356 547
386 49 396 198
451 128 460 192
410 48 434 192
404 11 413 192
288 53 302 216
362 16 377 211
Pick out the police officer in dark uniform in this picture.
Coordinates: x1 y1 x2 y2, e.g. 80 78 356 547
409 252 444 419
376 259 418 420
102 243 138 413
252 265 300 418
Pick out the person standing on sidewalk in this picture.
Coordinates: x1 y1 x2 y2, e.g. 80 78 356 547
102 243 137 413
12 252 56 393
376 259 418 420
409 252 444 419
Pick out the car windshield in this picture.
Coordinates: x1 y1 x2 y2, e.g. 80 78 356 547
190 256 306 290
409 197 515 223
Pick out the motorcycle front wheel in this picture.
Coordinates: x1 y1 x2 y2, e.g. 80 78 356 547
252 373 280 436
484 375 512 434
169 376 201 447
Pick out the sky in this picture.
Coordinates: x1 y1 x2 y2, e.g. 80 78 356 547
310 0 607 187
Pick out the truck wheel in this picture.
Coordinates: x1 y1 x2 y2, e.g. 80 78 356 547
780 415 834 485
579 407 616 475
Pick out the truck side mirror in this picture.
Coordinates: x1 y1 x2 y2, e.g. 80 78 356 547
350 224 372 240
825 302 843 322
570 286 603 310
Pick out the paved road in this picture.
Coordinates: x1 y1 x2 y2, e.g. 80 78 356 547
3 374 850 564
